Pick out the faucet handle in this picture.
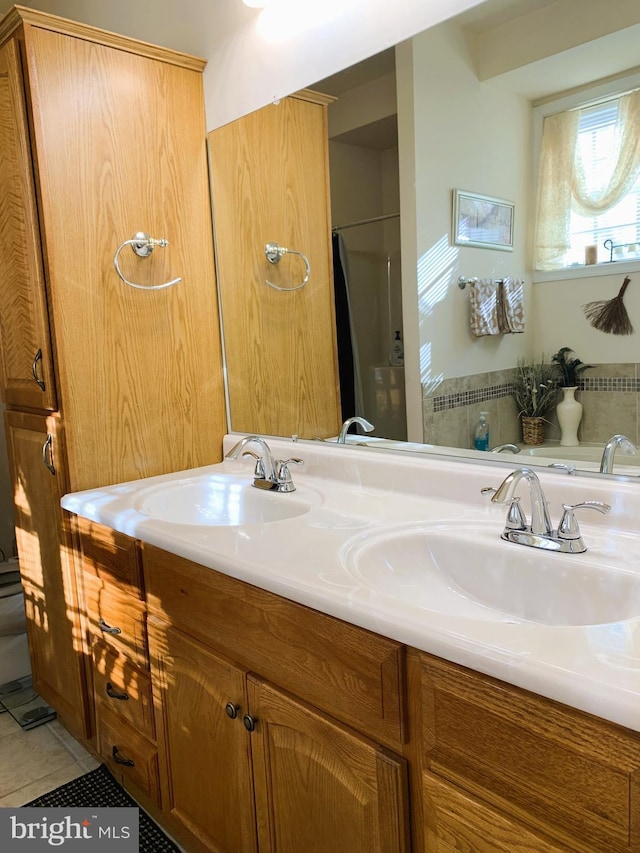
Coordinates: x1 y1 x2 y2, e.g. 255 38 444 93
239 450 267 480
557 501 611 541
505 497 527 531
275 458 304 492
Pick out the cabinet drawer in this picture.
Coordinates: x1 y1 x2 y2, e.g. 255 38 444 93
92 641 155 740
97 704 159 806
420 654 640 853
84 575 148 669
78 520 143 597
143 545 406 748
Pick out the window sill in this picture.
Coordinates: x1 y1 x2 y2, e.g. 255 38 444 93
533 259 640 283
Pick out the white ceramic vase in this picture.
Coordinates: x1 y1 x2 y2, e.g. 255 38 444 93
557 386 582 446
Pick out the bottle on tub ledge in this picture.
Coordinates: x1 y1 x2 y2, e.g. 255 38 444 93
388 330 404 366
474 411 490 451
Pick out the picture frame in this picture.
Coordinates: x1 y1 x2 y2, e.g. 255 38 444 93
453 189 514 251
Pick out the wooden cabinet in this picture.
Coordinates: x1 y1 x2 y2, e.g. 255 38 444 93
78 521 159 803
0 37 56 411
70 522 640 853
147 621 256 853
248 675 409 853
208 90 342 439
0 5 226 741
413 651 640 853
144 545 410 853
5 410 88 737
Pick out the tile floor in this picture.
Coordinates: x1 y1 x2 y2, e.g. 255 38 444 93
0 710 99 807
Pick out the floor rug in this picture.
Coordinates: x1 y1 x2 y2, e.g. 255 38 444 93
24 763 180 852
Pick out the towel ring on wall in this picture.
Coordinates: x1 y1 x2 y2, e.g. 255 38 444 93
113 232 182 290
264 242 310 292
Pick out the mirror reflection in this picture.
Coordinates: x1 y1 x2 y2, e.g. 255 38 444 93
209 0 640 479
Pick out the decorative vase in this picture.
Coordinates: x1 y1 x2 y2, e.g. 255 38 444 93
556 386 582 446
521 416 545 446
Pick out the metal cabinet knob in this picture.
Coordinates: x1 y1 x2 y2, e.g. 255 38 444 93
242 714 257 732
225 702 239 719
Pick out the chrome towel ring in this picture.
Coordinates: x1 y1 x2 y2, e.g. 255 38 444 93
264 242 310 292
113 232 182 290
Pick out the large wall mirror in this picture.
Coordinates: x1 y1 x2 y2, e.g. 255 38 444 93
211 0 640 480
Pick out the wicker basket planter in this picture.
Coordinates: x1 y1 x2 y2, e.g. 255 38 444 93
521 416 545 446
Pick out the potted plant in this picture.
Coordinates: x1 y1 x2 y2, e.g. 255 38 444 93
551 347 593 446
512 357 559 445
551 347 593 388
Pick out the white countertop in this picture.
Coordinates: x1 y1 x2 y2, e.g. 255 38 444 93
62 435 640 733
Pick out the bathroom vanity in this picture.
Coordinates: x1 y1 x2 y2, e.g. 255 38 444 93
63 436 640 853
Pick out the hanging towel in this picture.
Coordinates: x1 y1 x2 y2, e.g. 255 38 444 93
469 278 500 336
499 277 525 333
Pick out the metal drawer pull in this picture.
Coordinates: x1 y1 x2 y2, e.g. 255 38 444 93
99 617 122 635
112 746 134 767
106 682 129 701
32 348 45 391
42 434 55 475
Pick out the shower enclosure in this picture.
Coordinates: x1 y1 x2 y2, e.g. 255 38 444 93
333 214 407 441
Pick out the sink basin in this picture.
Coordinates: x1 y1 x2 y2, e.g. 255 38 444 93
135 474 311 526
340 525 640 626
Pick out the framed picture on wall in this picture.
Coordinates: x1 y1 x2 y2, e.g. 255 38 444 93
453 190 514 251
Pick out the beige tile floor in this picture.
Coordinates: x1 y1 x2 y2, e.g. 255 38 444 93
0 710 99 807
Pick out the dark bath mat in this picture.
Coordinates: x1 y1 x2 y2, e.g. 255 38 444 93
24 763 180 852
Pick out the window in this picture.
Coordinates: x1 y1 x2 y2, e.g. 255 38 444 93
534 88 640 271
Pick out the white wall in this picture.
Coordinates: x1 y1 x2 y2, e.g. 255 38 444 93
534 270 640 363
12 0 486 129
397 17 533 442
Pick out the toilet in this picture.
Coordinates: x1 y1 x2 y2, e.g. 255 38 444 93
0 558 31 686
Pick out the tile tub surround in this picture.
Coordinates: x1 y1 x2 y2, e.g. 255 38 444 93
62 434 640 734
423 364 640 448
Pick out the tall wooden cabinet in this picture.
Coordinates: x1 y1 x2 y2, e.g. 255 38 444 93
0 6 226 738
208 91 342 440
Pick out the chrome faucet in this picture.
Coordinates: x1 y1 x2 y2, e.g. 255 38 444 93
490 443 521 454
225 435 303 493
489 466 610 553
337 416 374 444
599 434 638 473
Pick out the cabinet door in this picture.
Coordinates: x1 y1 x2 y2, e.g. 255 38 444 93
148 619 257 853
23 26 226 491
248 675 410 853
0 39 57 411
5 410 88 738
